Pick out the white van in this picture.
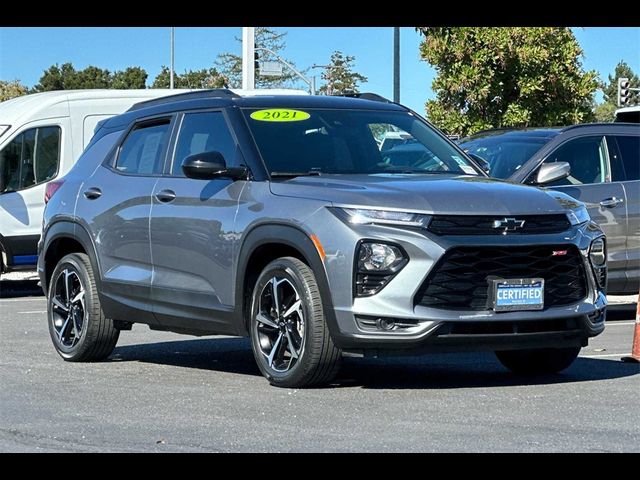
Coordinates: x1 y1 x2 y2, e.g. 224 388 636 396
0 89 191 275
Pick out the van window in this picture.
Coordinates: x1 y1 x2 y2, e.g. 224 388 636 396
171 112 236 176
116 120 171 175
0 126 61 193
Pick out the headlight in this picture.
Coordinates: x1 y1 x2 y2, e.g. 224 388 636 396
331 207 431 228
590 238 606 266
567 204 590 226
358 243 406 272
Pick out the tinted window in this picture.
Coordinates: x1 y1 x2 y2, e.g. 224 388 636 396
116 120 171 175
172 112 236 176
244 109 481 176
459 136 549 179
614 135 640 181
0 126 61 193
544 136 608 186
34 127 61 184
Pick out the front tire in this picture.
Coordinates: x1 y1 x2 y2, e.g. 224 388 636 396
495 346 581 375
249 257 341 388
47 253 119 362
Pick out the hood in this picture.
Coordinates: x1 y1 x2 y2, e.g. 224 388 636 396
270 174 574 216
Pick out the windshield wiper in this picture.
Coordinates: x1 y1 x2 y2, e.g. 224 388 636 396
270 170 322 179
374 168 457 174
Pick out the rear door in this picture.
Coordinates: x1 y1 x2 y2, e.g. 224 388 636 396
607 134 640 293
75 116 173 321
537 135 628 293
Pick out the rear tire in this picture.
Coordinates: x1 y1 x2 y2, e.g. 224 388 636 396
495 346 581 375
47 253 119 362
249 257 341 388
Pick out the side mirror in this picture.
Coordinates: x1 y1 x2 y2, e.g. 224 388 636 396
534 162 570 185
181 151 247 181
468 153 490 173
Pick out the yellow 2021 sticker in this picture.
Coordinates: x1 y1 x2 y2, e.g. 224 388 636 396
249 109 311 122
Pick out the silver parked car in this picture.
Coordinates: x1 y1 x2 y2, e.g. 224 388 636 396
38 91 606 387
459 124 639 295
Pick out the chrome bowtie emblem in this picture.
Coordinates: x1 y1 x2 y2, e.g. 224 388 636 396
493 218 525 231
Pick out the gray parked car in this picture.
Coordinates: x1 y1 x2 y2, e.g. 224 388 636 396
459 124 639 295
38 91 606 387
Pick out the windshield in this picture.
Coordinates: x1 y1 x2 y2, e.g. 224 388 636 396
458 135 549 179
243 108 481 177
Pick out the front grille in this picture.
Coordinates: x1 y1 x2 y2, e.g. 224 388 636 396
428 214 571 235
416 245 588 311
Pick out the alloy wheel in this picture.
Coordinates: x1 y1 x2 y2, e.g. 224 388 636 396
50 268 86 348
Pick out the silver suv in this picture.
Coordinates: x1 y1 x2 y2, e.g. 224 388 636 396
38 90 607 387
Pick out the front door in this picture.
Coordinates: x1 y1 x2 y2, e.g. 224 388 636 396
150 111 244 333
540 135 627 292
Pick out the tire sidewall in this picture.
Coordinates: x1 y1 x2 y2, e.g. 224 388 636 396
47 254 95 360
249 258 322 386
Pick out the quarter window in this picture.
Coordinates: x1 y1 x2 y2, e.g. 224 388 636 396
172 112 237 176
542 136 608 186
0 126 61 193
612 135 640 181
116 120 171 175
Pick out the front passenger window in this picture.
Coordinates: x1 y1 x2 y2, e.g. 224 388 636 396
116 120 171 175
542 136 608 186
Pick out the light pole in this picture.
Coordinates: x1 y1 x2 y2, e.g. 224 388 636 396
170 27 175 89
242 27 256 90
256 46 315 95
393 27 400 102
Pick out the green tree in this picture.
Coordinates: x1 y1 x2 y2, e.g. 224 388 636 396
602 61 639 106
318 51 367 95
151 66 227 89
215 27 299 89
112 67 148 89
418 27 599 136
0 79 29 101
593 102 617 122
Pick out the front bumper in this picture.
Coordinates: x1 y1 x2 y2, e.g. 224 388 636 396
307 209 607 351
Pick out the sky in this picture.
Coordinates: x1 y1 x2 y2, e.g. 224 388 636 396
1 27 639 113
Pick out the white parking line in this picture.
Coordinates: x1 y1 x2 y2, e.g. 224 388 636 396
0 297 45 303
581 352 632 358
18 310 46 314
604 321 636 326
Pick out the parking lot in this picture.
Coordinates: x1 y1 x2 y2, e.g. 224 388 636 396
1 272 638 452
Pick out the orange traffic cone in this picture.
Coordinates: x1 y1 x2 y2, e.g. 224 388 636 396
621 292 640 363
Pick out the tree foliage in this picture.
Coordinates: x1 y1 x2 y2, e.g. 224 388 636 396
151 66 227 89
418 27 599 136
0 80 29 102
318 51 367 95
33 63 150 91
215 27 300 89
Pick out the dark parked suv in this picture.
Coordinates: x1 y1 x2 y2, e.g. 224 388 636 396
39 90 607 387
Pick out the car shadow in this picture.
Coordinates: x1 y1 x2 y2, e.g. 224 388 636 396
0 279 44 298
109 337 640 389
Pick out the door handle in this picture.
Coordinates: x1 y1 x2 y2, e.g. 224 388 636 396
155 189 176 203
600 197 624 208
83 187 102 200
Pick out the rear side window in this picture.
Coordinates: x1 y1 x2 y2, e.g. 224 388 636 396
116 119 171 175
612 135 640 181
171 112 237 176
0 126 61 193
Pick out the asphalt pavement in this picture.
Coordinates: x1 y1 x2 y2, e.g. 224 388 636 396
1 273 638 452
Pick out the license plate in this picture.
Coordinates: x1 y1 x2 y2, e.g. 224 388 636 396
491 278 544 312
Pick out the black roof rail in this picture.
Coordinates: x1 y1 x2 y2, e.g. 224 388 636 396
331 92 392 103
127 89 241 112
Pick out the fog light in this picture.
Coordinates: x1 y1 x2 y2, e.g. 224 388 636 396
590 238 606 266
358 243 405 272
376 318 396 331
